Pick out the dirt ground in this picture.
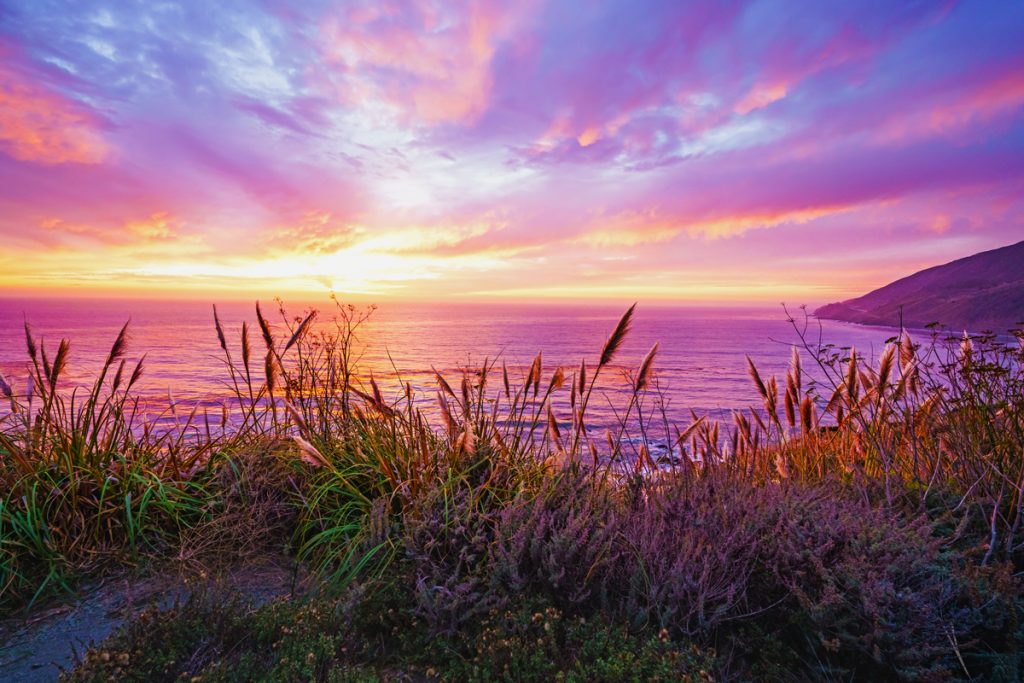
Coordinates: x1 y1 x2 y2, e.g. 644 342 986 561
0 559 305 682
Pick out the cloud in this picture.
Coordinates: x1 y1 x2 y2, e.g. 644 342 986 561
0 57 108 165
874 66 1024 144
734 82 788 115
38 212 181 245
318 0 532 125
264 211 362 254
1 0 1023 301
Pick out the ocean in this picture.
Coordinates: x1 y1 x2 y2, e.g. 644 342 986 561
0 298 902 435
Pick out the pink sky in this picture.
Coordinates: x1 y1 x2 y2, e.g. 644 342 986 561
1 1 1022 304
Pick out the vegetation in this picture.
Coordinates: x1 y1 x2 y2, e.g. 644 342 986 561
1 299 1022 680
63 583 716 682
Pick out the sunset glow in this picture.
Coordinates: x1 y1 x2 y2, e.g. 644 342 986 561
1 1 1022 302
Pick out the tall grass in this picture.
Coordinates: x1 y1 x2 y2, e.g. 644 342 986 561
0 323 215 604
2 299 1022 678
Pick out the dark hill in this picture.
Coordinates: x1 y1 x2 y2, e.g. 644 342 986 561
815 240 1024 332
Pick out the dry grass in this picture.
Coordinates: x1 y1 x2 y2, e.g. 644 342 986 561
1 298 1022 678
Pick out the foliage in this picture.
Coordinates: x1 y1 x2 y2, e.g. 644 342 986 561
445 600 715 683
490 469 621 611
61 586 715 683
1 299 1022 680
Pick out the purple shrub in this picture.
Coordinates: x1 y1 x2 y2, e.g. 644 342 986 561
603 474 972 680
401 481 502 635
614 474 774 637
490 471 621 609
762 487 968 681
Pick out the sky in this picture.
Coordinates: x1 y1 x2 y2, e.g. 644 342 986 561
0 0 1022 304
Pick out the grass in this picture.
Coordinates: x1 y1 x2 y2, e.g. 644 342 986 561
1 298 1022 680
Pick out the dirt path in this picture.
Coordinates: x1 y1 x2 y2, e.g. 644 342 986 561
0 560 304 682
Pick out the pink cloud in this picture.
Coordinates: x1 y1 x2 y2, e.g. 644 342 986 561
572 203 860 247
0 56 108 165
875 66 1024 144
319 0 533 125
734 81 789 115
264 210 362 254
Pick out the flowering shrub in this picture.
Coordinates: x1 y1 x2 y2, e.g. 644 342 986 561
401 478 502 634
447 600 716 683
755 485 964 680
490 470 621 609
614 475 772 637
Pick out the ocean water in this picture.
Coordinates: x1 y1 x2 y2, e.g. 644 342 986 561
0 298 901 433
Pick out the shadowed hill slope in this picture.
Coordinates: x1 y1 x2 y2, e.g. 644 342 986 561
816 240 1024 331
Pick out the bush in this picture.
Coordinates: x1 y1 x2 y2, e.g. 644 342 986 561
490 470 621 610
62 589 384 682
751 484 972 681
445 600 716 682
61 585 716 683
401 473 503 634
615 474 772 637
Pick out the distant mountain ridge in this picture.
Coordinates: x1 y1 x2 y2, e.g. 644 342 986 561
815 240 1024 332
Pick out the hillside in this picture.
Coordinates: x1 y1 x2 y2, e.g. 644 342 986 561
815 240 1024 331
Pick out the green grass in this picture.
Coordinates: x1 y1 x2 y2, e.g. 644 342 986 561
1 300 1022 680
